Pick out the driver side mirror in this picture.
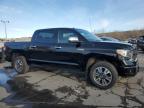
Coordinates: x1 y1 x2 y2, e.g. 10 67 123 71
68 36 79 43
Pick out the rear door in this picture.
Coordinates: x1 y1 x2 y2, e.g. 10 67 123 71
29 29 59 62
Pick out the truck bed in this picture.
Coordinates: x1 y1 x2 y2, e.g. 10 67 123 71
5 42 30 50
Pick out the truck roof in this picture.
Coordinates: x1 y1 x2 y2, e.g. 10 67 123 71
36 28 76 31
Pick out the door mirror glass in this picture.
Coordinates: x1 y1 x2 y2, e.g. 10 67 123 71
68 36 79 43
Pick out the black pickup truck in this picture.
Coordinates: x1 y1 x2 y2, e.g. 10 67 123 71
4 28 139 89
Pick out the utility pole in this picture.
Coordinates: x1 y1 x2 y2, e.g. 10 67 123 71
0 20 9 39
89 16 93 33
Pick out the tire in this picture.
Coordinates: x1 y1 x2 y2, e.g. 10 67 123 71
12 56 29 74
89 61 118 89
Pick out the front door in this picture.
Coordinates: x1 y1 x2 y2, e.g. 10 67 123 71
55 29 85 65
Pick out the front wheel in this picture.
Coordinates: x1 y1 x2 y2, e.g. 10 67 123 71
12 56 29 74
89 61 118 89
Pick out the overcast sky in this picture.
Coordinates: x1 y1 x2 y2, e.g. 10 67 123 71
0 0 144 38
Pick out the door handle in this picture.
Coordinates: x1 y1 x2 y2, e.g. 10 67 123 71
54 46 62 49
29 45 37 49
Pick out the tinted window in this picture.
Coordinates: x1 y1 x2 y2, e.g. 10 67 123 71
58 30 77 43
36 30 57 43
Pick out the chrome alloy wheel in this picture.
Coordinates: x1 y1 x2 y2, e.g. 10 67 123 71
15 58 23 72
93 67 112 86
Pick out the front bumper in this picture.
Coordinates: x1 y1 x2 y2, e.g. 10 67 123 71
118 64 139 76
117 48 139 76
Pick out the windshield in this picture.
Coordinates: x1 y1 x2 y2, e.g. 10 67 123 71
76 29 102 42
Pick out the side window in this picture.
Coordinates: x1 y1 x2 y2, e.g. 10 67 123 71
58 30 78 43
36 30 57 43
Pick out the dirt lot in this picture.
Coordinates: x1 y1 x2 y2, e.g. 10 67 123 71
0 52 144 108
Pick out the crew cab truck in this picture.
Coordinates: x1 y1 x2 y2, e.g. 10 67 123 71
4 28 138 89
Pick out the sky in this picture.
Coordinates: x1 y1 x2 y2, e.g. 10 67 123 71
0 0 144 38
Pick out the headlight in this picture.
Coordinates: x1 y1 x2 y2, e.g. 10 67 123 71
116 49 133 59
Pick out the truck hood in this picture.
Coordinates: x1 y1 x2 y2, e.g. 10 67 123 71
91 41 134 50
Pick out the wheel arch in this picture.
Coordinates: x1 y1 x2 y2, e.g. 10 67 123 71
11 50 28 61
83 53 120 75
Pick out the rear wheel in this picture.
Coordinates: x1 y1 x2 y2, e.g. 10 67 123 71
89 61 118 89
12 56 29 74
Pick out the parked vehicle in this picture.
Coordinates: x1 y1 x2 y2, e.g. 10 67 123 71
0 42 5 62
137 36 144 51
4 28 139 89
128 38 137 44
125 38 137 50
100 36 120 42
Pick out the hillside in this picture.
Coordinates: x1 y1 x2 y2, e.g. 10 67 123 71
97 29 144 40
0 37 31 42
